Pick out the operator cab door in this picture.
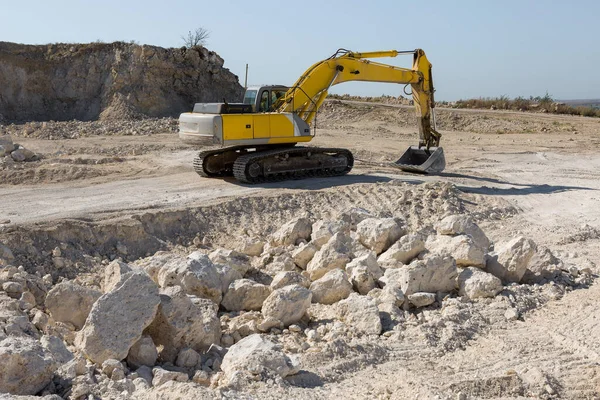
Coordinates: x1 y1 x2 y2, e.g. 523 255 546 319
254 90 271 138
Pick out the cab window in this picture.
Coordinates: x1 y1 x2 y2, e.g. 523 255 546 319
258 90 270 112
271 90 286 107
243 90 257 105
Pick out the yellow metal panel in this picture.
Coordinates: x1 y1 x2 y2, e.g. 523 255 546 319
267 136 311 144
253 114 271 138
222 115 254 140
269 114 294 137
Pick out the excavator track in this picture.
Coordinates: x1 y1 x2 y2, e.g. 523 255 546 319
232 147 354 184
193 146 248 178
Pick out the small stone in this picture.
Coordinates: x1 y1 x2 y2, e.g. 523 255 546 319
505 308 519 321
175 347 200 368
192 369 211 386
407 292 436 308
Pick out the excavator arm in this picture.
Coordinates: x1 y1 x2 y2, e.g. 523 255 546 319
274 49 441 148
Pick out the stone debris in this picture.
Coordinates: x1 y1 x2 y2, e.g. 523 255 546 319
270 270 311 290
336 293 382 335
458 267 503 299
377 233 425 268
356 217 405 255
270 217 312 246
75 271 160 364
436 214 490 249
145 285 220 363
407 292 436 308
221 334 299 383
157 254 222 304
209 248 251 276
126 335 158 369
291 242 318 269
45 281 102 330
306 232 353 280
309 269 353 305
311 220 348 249
221 279 271 311
384 255 458 295
152 367 189 386
235 236 265 257
487 236 537 283
0 336 56 395
102 259 133 293
0 135 37 162
427 234 486 267
261 284 312 327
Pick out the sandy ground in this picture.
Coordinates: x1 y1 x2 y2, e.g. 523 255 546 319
1 102 600 398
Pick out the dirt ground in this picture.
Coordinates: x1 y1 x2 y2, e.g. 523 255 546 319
1 101 600 399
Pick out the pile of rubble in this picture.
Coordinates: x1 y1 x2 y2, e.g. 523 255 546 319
0 211 592 397
0 134 38 163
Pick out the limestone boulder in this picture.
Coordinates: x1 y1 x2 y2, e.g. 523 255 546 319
221 279 271 311
486 237 537 283
0 242 14 266
458 267 503 299
145 286 220 363
126 335 158 369
356 218 406 255
75 271 160 364
340 207 372 229
345 251 383 280
41 335 73 365
157 254 222 304
45 282 102 330
436 215 490 249
0 135 15 157
235 237 265 257
270 217 312 246
311 220 348 249
0 336 56 395
336 293 382 335
408 292 436 308
348 264 377 295
385 255 457 295
270 271 310 290
262 285 312 327
103 260 133 293
309 269 353 305
377 234 425 267
221 334 298 382
291 242 317 269
152 367 189 386
306 232 352 281
215 263 243 294
209 248 251 276
427 234 486 267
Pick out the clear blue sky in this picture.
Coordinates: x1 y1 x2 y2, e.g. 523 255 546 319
1 0 598 101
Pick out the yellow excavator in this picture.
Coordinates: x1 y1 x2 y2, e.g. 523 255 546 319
178 49 445 183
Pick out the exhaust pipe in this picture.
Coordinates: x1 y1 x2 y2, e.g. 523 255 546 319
392 146 445 174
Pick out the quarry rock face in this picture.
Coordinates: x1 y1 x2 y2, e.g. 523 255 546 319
0 41 244 122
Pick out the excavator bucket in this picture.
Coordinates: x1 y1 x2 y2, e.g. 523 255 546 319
392 146 445 174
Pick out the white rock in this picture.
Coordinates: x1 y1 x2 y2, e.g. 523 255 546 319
356 218 405 255
145 286 220 363
306 232 352 281
386 255 457 295
487 237 537 283
221 279 271 311
126 335 158 369
0 336 56 395
45 282 102 330
208 248 251 276
103 260 133 293
505 308 519 321
309 269 353 305
157 254 222 303
75 271 160 364
340 207 372 229
262 285 312 327
311 220 348 249
175 347 200 368
41 335 73 365
152 367 189 386
348 264 377 295
336 293 382 335
0 135 15 157
458 267 503 299
221 334 298 381
377 234 425 267
0 242 14 265
376 284 405 308
345 251 383 279
291 242 318 269
426 234 486 267
270 271 310 290
270 217 312 246
215 263 243 293
235 237 265 257
436 215 490 249
408 292 436 308
265 253 298 274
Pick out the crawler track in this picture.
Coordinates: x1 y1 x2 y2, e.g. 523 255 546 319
233 147 354 183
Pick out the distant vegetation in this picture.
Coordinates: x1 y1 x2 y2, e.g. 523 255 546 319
450 93 600 118
182 27 210 48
